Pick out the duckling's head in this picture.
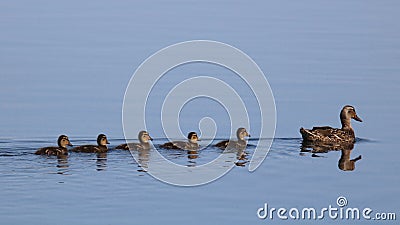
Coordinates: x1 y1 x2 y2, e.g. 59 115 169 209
97 134 110 146
187 132 199 144
236 127 251 141
340 105 362 128
138 131 153 144
57 135 73 148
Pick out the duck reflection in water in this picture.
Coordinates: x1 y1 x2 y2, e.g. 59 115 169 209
187 150 198 160
220 141 249 167
137 149 151 172
215 128 251 167
56 155 69 174
96 152 107 171
338 148 362 171
186 150 199 167
234 148 248 167
301 142 362 171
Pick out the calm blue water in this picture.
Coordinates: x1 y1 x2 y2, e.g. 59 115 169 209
1 0 399 224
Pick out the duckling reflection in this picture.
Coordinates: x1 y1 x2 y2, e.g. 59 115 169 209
301 142 362 171
187 150 198 160
136 149 151 172
234 148 248 167
56 156 69 174
96 152 107 171
220 145 249 167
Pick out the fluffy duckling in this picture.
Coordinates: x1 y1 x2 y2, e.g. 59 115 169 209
300 105 363 144
115 131 153 150
160 132 200 150
71 134 110 153
35 135 72 156
215 127 250 150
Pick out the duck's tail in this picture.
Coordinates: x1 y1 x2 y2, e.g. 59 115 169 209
300 127 316 142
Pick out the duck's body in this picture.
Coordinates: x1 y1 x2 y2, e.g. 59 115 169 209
215 128 250 150
300 126 355 144
160 132 200 150
35 135 72 157
116 131 153 151
116 142 151 151
71 134 109 153
36 146 69 156
300 105 363 144
71 145 108 153
215 139 247 150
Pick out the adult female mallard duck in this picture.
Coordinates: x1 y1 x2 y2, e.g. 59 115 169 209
300 105 363 144
71 134 110 153
115 130 153 150
35 135 72 156
214 127 250 150
160 132 200 150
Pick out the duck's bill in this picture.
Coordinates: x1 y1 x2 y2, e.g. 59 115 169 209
354 115 363 122
106 141 110 144
68 143 73 146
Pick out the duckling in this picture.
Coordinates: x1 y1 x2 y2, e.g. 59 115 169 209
214 127 250 150
35 135 72 156
300 105 363 144
115 131 153 150
71 134 109 153
160 132 200 150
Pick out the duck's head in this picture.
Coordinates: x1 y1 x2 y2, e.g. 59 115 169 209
236 127 251 141
57 135 73 148
138 131 153 144
187 132 200 144
340 105 362 128
97 134 110 146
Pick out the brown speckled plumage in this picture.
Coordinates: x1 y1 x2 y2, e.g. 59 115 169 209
300 105 363 144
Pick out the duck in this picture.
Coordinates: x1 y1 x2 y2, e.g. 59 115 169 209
338 149 362 171
300 105 363 144
115 130 153 150
160 132 200 150
35 135 72 156
214 127 250 150
70 134 110 153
